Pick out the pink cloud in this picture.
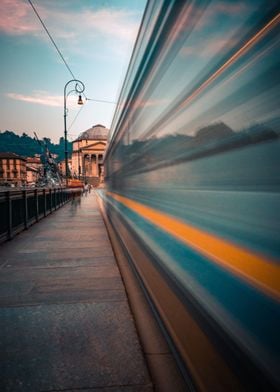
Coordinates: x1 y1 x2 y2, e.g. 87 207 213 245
6 91 64 107
0 0 139 45
0 0 40 35
82 9 139 42
7 91 86 109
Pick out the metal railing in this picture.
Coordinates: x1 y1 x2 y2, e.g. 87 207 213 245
0 188 79 243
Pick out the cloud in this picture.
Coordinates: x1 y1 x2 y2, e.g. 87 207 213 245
0 0 140 44
0 0 40 35
6 91 81 108
82 9 139 42
7 92 62 107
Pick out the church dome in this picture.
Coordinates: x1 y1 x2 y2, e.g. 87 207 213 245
77 124 109 140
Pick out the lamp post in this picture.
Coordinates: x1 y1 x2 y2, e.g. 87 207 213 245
78 139 81 180
64 79 85 186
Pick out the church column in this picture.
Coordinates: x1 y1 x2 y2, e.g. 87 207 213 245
98 155 103 178
91 154 97 176
82 154 87 180
87 154 91 177
95 154 98 176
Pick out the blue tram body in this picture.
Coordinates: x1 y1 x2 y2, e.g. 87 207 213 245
99 1 280 390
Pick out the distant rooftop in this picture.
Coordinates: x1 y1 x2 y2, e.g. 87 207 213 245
26 157 41 163
76 124 109 141
0 152 26 160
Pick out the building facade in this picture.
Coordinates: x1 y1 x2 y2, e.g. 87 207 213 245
26 157 42 185
58 159 72 179
71 124 109 186
0 152 27 186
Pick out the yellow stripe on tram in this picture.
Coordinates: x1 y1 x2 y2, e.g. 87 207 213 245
108 192 280 301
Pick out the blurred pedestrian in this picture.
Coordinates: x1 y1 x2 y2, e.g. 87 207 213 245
84 183 89 196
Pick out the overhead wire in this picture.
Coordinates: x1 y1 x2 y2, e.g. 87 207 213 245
27 0 76 80
86 97 116 105
27 0 118 129
68 96 116 130
27 0 87 129
68 106 85 131
68 97 116 130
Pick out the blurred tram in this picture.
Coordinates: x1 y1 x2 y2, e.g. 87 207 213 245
98 1 280 390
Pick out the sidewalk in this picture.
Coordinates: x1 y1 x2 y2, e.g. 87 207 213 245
0 191 153 391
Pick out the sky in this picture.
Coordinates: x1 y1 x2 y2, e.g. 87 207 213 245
0 0 146 143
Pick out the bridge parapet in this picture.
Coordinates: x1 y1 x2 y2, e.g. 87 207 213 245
0 188 79 243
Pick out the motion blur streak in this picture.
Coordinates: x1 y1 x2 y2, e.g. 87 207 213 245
102 0 280 390
108 191 280 300
179 12 280 113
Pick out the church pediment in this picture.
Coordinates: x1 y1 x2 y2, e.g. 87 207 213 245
82 142 106 149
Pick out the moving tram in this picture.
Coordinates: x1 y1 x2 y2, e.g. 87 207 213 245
98 1 280 390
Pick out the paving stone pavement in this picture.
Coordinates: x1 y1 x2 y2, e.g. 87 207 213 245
0 191 153 392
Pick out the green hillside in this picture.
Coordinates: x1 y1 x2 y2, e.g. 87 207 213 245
0 130 72 161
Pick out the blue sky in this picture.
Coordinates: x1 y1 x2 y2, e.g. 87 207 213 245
0 0 146 142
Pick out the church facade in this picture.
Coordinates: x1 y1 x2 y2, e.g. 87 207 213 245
71 124 109 186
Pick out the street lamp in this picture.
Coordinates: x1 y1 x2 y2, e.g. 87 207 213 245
64 79 85 186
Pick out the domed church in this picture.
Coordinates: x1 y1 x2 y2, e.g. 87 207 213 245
71 124 109 186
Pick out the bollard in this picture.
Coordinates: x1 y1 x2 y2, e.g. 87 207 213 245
49 189 52 213
54 188 57 210
6 191 12 240
43 189 47 217
23 190 28 229
34 189 39 222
